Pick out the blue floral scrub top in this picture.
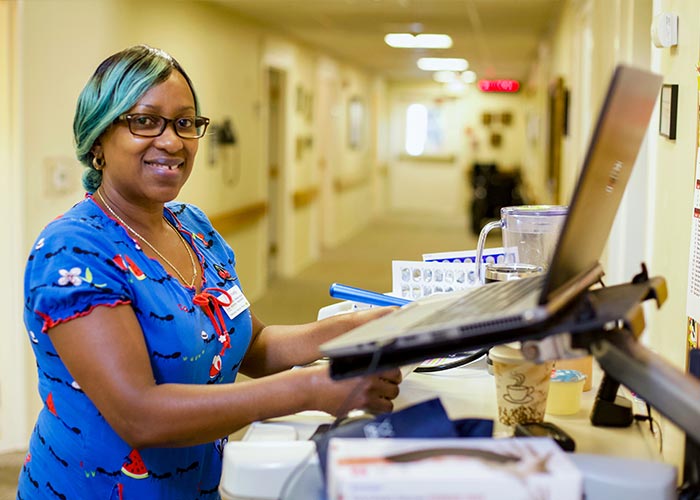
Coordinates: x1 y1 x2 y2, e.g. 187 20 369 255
18 195 253 500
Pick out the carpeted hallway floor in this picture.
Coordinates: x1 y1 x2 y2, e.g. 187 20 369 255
0 212 476 498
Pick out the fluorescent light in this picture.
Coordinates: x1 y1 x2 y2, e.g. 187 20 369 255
415 34 452 48
385 33 415 47
384 33 452 49
417 57 468 72
461 70 477 83
433 71 457 83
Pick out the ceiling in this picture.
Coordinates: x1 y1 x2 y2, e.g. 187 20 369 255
212 0 564 84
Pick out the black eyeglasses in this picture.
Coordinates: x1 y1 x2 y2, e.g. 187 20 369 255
116 113 211 139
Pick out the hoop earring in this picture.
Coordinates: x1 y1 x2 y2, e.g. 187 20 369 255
92 156 105 171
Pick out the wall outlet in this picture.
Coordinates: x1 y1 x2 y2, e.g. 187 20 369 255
44 156 79 196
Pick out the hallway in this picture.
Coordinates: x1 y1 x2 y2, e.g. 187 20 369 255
0 212 476 497
253 212 476 325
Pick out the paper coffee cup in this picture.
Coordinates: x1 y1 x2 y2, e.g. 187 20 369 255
489 344 553 425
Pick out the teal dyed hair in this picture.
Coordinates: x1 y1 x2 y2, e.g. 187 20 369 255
73 45 201 192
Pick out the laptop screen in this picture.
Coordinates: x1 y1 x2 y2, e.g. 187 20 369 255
540 66 662 303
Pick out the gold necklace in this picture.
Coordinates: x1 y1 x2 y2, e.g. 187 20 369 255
96 190 198 288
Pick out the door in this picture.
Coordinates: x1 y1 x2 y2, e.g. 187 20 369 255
316 70 341 248
266 68 284 282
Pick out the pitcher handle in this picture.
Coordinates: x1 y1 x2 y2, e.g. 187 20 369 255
475 220 502 284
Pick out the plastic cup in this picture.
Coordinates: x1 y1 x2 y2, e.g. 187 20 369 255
546 369 586 415
555 356 593 391
489 344 553 425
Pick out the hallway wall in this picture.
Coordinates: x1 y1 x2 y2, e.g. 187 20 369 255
530 0 700 470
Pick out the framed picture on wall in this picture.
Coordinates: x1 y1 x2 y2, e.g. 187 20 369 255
659 83 678 140
348 96 364 149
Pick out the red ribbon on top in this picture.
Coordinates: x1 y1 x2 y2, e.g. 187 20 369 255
194 288 234 380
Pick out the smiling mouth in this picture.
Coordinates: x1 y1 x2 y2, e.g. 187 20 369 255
146 161 183 170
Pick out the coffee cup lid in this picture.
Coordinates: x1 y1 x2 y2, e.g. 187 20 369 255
488 343 525 364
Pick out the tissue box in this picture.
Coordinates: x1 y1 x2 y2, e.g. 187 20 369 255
327 437 582 500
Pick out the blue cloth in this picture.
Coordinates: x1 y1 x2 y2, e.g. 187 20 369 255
312 398 493 476
17 196 252 499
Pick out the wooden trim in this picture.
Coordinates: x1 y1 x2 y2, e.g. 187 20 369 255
333 175 369 192
208 201 268 234
292 186 318 208
398 153 456 163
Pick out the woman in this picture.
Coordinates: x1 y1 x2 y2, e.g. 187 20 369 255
18 45 401 499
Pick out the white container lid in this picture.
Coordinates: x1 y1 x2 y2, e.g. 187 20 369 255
488 343 525 364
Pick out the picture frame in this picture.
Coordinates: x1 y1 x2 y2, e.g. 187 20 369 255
659 83 678 140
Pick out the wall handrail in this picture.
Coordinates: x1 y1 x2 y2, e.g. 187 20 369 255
292 186 318 208
208 200 268 233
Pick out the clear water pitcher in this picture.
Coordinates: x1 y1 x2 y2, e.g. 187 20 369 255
475 205 568 284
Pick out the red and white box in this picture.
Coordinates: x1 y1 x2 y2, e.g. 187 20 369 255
327 437 582 500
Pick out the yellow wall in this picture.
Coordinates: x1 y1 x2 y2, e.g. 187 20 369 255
535 0 699 471
0 0 27 451
647 0 700 365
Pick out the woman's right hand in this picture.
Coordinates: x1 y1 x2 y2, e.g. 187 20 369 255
304 364 402 417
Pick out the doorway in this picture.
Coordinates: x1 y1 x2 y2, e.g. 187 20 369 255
266 68 285 282
316 71 341 248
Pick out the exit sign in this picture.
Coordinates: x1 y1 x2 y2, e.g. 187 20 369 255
478 79 520 93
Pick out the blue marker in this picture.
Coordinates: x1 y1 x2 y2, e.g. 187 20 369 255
329 283 411 307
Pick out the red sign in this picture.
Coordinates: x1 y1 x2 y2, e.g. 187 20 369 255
478 79 520 93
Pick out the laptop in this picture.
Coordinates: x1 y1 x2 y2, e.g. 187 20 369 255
320 65 663 378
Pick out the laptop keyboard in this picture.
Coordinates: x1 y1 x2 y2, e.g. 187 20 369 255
411 275 545 327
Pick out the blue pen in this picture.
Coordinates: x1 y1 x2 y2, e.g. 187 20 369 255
329 283 411 307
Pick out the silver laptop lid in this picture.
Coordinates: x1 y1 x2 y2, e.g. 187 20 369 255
539 65 662 305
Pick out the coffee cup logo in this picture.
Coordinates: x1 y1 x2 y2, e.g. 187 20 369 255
503 372 534 404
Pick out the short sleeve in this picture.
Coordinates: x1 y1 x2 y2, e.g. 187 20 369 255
25 215 133 333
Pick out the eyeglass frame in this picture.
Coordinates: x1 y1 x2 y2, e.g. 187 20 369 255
115 113 211 139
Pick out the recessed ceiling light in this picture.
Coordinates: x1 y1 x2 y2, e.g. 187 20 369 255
384 33 452 49
417 57 468 72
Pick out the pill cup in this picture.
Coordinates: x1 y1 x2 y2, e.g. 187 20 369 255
489 344 553 426
555 356 593 391
546 369 586 415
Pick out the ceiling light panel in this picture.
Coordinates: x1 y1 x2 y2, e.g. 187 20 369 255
417 57 469 72
385 33 452 49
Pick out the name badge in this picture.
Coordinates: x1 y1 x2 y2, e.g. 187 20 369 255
220 285 250 320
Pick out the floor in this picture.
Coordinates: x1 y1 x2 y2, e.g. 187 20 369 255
0 212 475 498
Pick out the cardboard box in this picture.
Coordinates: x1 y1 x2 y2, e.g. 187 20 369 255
327 437 582 500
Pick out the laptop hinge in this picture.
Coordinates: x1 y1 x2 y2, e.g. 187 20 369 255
544 264 604 314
